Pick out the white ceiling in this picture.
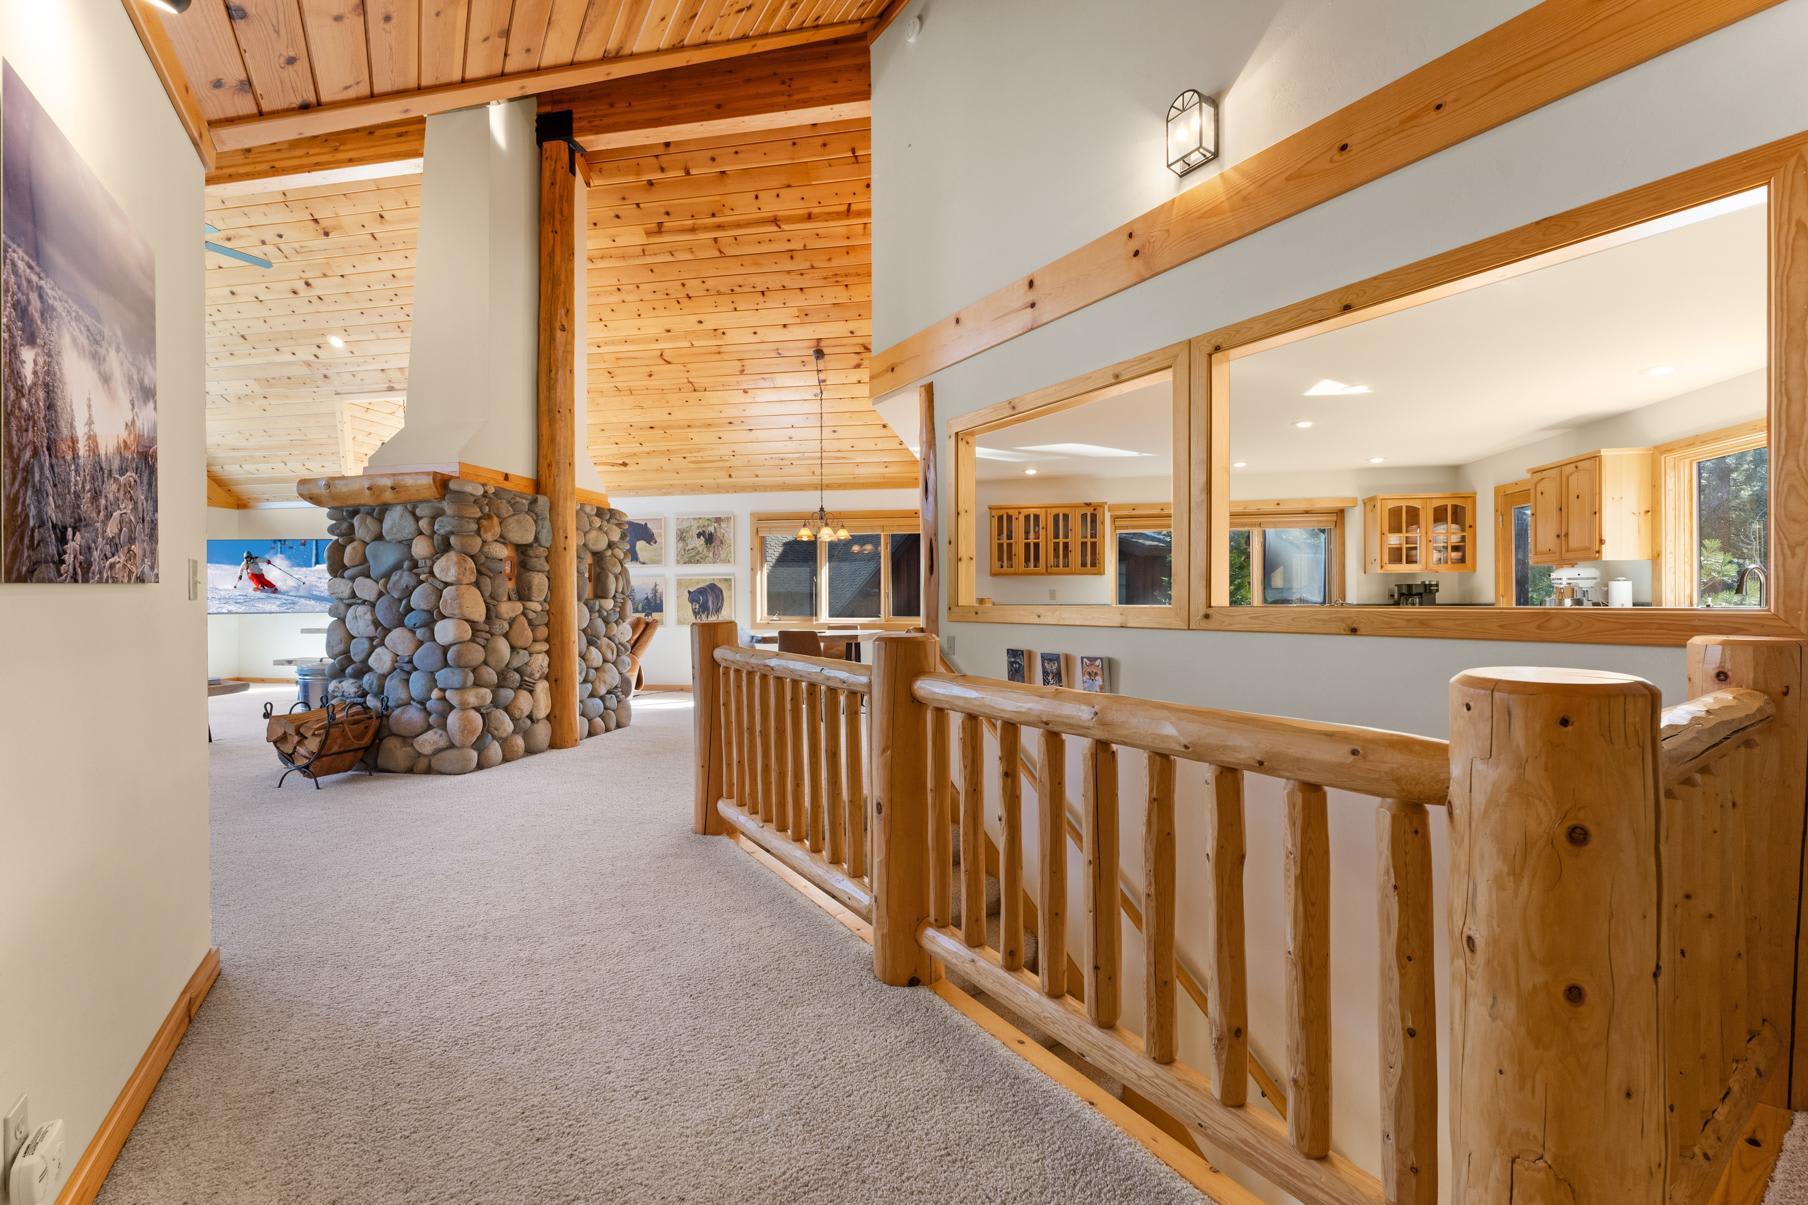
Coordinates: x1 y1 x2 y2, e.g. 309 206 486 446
1229 192 1768 473
974 379 1173 480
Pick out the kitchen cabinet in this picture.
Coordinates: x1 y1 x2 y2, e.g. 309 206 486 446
1527 449 1654 565
989 504 1105 576
1363 493 1477 573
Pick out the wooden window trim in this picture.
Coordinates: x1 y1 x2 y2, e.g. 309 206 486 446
750 510 923 629
1491 479 1535 607
950 343 1191 630
1228 504 1349 606
1184 133 1808 647
1655 419 1769 607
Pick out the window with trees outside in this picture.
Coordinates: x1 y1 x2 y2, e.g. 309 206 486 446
1492 482 1553 607
1658 422 1769 608
1110 505 1173 606
753 512 923 626
1226 506 1345 606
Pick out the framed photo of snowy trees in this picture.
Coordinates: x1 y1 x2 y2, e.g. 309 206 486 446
1 64 158 584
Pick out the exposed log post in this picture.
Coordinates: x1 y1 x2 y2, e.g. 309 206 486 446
871 632 939 986
689 620 737 835
1448 667 1665 1204
918 381 939 635
1684 636 1808 1107
536 116 582 750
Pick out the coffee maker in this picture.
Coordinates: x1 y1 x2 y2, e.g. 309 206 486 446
1392 580 1440 606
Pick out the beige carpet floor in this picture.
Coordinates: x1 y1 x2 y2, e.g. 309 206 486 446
98 687 1208 1204
1766 1113 1808 1203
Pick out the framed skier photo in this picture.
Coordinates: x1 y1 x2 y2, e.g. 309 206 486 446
206 539 334 614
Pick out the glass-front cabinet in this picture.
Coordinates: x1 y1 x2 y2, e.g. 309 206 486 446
1364 493 1477 573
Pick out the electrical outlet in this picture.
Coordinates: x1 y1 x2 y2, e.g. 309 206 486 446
3 1095 28 1193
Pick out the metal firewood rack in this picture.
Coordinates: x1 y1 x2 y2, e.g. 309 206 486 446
262 696 385 789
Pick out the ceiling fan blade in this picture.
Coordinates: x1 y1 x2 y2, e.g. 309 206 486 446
205 240 272 270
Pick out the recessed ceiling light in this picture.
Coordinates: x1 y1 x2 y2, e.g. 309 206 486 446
327 334 346 349
1646 365 1675 377
1232 461 1248 469
1013 442 1145 458
147 0 191 11
1368 456 1386 464
1304 378 1373 397
1293 420 1314 430
1024 467 1038 476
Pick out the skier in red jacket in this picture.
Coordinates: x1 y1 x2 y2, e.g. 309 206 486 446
238 551 279 594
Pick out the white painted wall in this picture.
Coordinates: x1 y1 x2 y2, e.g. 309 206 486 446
874 3 1808 1197
608 488 917 686
0 7 210 1195
205 507 333 681
368 100 539 478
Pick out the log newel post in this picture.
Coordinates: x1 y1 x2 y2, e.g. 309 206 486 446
1685 635 1808 1107
1447 666 1666 1204
871 632 939 987
536 111 582 750
690 621 737 835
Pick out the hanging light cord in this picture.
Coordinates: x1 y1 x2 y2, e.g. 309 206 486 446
814 347 827 520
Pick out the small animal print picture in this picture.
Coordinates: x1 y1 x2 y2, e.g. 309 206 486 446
1079 655 1108 693
676 575 733 625
1005 648 1029 683
624 516 665 565
1039 652 1065 688
675 515 734 565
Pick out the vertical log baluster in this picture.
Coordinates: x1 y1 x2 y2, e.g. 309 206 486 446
1286 780 1332 1158
930 709 953 927
999 722 1024 970
825 689 847 867
1206 765 1249 1106
772 678 792 834
1083 739 1121 1028
845 690 866 876
1039 730 1068 998
1379 799 1436 1205
960 713 986 947
796 682 817 844
759 675 778 826
817 687 841 855
718 665 734 811
734 665 748 817
1143 752 1177 1063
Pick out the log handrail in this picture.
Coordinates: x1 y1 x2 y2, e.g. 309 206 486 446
714 644 874 695
694 624 1807 1205
1659 686 1773 786
912 672 1450 806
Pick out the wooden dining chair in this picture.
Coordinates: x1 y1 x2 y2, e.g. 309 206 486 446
776 629 824 656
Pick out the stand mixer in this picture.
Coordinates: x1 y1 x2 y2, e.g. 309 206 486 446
1550 565 1603 606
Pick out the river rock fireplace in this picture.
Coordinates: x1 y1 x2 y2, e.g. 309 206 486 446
320 477 633 775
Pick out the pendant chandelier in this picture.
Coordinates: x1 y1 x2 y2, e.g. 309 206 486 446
797 347 849 543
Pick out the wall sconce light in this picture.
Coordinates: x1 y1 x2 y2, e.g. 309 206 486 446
147 0 193 12
1166 89 1218 177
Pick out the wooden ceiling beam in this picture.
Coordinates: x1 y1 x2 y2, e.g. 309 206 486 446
120 0 215 169
544 37 870 150
207 23 869 152
206 471 248 508
206 119 427 189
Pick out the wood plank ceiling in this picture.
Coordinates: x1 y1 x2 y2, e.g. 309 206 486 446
205 173 416 506
583 117 914 494
160 0 894 129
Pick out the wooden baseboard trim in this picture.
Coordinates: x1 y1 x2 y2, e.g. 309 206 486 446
58 948 221 1205
1706 1102 1793 1205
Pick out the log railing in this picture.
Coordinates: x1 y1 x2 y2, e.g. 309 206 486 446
897 640 1444 1205
690 623 872 918
690 623 1807 1205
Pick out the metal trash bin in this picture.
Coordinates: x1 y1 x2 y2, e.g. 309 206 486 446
295 660 334 709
